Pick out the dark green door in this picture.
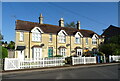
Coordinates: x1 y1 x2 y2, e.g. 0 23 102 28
48 47 53 57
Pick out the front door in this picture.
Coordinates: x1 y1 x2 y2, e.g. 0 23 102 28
18 51 24 60
48 47 53 57
76 49 82 56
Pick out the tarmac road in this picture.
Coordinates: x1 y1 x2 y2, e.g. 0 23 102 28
2 63 119 79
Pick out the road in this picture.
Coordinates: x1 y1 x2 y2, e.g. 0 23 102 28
2 64 120 79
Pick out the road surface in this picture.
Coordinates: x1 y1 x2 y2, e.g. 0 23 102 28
2 64 120 79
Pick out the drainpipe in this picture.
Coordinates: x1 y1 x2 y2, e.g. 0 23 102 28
56 34 57 56
28 32 30 58
82 37 84 55
70 35 71 56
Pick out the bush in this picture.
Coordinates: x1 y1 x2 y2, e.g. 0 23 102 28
54 55 63 57
65 56 72 64
0 46 8 58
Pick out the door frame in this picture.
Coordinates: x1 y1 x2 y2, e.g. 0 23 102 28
48 47 53 57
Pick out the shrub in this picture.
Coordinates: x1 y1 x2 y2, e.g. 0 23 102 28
54 55 63 57
0 46 8 58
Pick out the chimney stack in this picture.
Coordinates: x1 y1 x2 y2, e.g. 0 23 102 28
76 21 80 30
59 18 64 27
39 13 43 24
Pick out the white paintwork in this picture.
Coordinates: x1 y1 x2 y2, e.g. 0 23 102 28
76 49 82 56
18 51 24 60
32 47 42 60
72 56 96 65
4 57 65 70
31 27 44 33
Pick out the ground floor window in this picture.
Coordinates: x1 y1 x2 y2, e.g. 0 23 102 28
32 47 42 60
76 49 82 56
59 48 66 56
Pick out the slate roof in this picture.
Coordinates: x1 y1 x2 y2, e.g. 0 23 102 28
101 25 120 38
15 20 101 38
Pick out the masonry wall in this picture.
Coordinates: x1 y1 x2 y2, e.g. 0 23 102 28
15 31 104 59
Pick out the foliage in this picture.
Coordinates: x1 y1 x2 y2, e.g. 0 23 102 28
0 32 3 40
54 55 63 57
7 41 15 49
65 56 72 64
99 43 120 56
106 35 120 45
65 22 76 28
0 46 8 58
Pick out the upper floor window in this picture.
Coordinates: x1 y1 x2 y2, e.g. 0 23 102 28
92 34 98 45
92 38 97 45
31 27 43 42
32 32 41 42
75 32 83 44
49 33 52 42
86 38 88 44
58 30 67 43
59 35 66 43
19 32 24 41
75 37 80 44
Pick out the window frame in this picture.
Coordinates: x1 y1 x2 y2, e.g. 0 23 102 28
19 32 24 41
59 48 66 56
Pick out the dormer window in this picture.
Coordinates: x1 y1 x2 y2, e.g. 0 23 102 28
92 34 98 45
58 30 67 43
31 27 43 42
74 32 83 44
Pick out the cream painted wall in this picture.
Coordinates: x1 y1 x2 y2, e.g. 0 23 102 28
15 31 104 59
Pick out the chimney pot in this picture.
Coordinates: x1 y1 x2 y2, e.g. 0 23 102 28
77 21 80 29
59 18 64 27
39 13 43 24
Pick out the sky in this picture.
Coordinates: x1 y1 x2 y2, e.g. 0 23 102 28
2 2 118 42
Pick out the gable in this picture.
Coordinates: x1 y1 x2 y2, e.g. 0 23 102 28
31 27 44 33
58 30 68 36
92 34 99 39
75 32 83 37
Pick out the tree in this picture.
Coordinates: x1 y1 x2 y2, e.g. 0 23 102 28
7 41 15 50
0 46 8 58
65 21 76 28
99 35 120 56
0 32 3 40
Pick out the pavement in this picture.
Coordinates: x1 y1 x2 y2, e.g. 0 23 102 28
1 63 119 75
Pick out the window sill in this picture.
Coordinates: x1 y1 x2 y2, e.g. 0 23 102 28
19 40 24 42
32 41 41 43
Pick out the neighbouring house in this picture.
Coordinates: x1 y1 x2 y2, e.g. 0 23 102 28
15 14 104 60
101 25 120 43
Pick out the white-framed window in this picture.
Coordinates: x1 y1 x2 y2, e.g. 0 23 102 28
92 38 97 45
32 32 41 42
49 33 52 42
75 32 82 44
19 32 24 41
58 34 66 43
92 34 98 45
75 37 80 44
32 47 42 60
58 30 67 43
59 48 66 56
76 49 82 56
86 38 88 44
31 27 43 42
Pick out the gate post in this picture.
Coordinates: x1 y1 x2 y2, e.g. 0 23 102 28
84 56 86 64
72 57 74 65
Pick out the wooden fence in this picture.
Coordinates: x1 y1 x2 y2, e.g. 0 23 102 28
72 56 96 65
4 57 65 71
109 55 120 62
